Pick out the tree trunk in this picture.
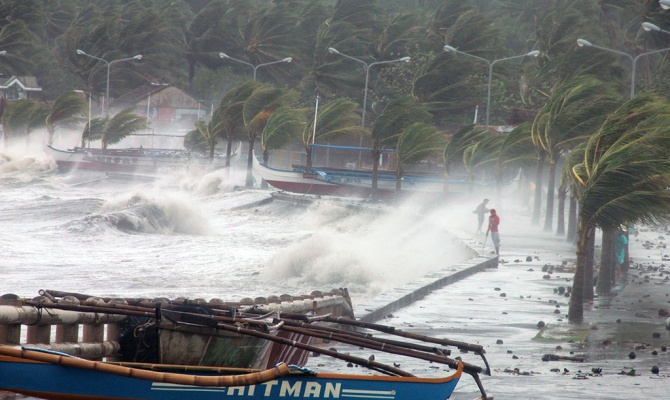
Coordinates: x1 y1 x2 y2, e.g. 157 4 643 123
532 157 544 226
566 190 578 243
622 230 630 277
225 139 233 167
569 220 591 324
543 160 556 232
556 183 566 236
245 137 255 188
596 227 615 296
261 151 269 189
395 166 402 193
371 150 380 198
583 225 596 302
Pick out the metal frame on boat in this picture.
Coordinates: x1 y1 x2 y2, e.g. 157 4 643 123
45 142 238 173
0 289 492 400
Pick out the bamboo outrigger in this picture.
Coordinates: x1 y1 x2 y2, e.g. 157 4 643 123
0 289 491 399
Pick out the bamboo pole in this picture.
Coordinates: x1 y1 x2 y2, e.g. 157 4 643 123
0 346 290 387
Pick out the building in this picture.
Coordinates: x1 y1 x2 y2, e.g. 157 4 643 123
111 84 212 135
0 76 43 100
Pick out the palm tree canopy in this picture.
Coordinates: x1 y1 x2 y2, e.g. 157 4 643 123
84 108 149 148
371 96 431 148
261 106 304 153
575 95 670 231
531 75 623 163
45 90 87 133
301 98 366 150
393 122 445 170
242 84 297 135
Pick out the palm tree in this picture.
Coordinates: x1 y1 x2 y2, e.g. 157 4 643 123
442 125 490 194
187 120 219 160
1 99 49 144
82 108 148 149
300 97 365 168
241 83 297 187
567 94 670 323
531 76 622 232
462 131 502 192
45 91 87 142
392 122 445 192
370 96 431 197
214 82 262 166
260 106 304 165
496 122 535 202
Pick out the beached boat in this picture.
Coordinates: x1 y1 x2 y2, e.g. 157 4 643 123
45 143 236 173
0 346 466 400
0 289 492 399
0 289 354 369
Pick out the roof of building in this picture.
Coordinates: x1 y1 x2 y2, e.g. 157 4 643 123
0 75 42 91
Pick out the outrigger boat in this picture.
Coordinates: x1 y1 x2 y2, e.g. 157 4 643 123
0 289 492 400
45 141 239 173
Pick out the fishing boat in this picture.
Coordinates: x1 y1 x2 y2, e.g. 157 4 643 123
0 346 468 400
0 289 492 399
253 153 473 199
45 142 238 173
0 289 354 369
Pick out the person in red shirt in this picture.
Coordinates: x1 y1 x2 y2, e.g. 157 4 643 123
487 209 500 255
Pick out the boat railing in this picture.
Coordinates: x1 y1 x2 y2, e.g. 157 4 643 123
0 289 354 362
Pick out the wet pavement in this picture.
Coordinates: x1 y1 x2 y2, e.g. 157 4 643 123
309 205 670 399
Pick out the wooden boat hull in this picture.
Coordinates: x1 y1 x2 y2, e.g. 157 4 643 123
45 144 227 173
0 349 463 400
253 153 455 199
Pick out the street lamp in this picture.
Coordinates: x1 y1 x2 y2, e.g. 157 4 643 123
328 47 410 127
443 45 539 127
0 51 6 56
76 50 142 115
642 22 670 35
661 0 670 10
576 39 670 98
219 53 292 81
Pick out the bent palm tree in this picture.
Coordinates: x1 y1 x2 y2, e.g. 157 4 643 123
567 95 670 323
301 97 365 168
392 122 445 192
83 108 149 149
241 83 297 187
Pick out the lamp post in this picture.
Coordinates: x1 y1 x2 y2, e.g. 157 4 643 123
642 21 670 35
443 45 539 127
76 50 142 115
661 0 670 10
577 39 670 98
327 47 410 127
219 53 292 81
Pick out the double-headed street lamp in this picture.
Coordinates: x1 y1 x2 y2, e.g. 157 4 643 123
576 39 670 98
443 45 539 127
219 53 292 81
327 47 410 127
76 50 142 115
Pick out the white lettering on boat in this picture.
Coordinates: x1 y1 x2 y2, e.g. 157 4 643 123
280 381 301 396
151 380 352 398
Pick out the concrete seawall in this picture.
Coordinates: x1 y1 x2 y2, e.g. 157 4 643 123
355 255 499 323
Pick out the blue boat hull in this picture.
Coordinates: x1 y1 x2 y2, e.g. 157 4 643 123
0 355 462 400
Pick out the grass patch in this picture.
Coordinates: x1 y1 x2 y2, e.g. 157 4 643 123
532 324 590 342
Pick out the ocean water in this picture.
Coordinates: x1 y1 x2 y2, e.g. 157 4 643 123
3 141 668 400
0 142 472 304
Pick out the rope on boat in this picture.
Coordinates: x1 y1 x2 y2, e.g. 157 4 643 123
0 346 290 387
